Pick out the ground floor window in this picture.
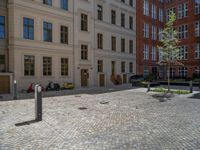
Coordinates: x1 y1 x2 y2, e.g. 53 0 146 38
129 62 133 73
179 67 187 78
194 67 200 74
170 68 176 78
24 55 35 76
144 68 149 77
97 60 103 73
0 55 5 71
43 57 52 76
61 58 68 76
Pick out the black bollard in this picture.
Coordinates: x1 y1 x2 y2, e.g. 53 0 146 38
35 85 42 121
13 80 17 100
189 81 193 93
147 82 150 92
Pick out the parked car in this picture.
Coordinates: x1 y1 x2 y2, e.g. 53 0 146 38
130 75 144 86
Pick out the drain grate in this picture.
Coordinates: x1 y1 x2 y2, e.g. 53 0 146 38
78 107 88 110
100 101 109 105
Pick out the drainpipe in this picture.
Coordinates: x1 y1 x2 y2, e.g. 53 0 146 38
72 0 75 85
6 1 9 73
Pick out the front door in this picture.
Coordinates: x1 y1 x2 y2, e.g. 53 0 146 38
99 74 105 87
0 75 10 94
123 74 127 84
81 69 89 87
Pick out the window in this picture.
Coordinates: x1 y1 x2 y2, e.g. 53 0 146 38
178 25 188 39
97 5 103 21
129 0 133 7
170 68 176 78
152 25 157 40
24 55 35 76
0 55 5 65
179 46 188 60
81 13 88 31
43 0 52 6
121 62 125 73
144 44 149 60
179 67 187 78
129 40 133 54
0 16 5 39
111 10 116 25
158 28 163 41
121 38 125 52
121 13 125 27
129 16 133 30
97 33 103 49
98 60 103 72
143 0 149 16
144 23 149 38
43 57 52 76
111 61 115 75
60 0 68 10
194 67 200 75
152 46 156 61
23 17 34 40
195 43 200 59
159 8 164 22
195 21 200 37
111 36 116 51
0 55 5 71
121 0 125 3
152 4 157 19
61 58 68 76
81 45 88 60
43 22 52 42
60 26 68 44
178 3 188 19
166 8 175 21
195 3 200 14
129 62 133 73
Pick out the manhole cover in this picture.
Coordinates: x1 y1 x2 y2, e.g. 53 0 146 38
78 107 88 110
75 95 81 97
100 101 109 105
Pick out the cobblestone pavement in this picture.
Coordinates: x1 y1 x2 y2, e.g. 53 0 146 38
0 87 200 150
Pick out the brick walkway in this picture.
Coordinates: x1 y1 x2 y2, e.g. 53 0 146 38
0 87 200 150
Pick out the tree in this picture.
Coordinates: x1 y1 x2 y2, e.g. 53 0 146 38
158 12 181 92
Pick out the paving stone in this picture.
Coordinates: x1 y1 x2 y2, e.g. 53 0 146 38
0 86 200 149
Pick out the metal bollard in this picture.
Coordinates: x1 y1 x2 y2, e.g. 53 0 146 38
13 80 17 100
189 81 193 93
35 85 42 121
147 82 150 92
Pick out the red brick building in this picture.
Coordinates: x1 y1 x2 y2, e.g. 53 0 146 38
136 0 200 79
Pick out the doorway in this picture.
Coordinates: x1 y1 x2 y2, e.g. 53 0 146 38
81 69 89 87
99 74 105 87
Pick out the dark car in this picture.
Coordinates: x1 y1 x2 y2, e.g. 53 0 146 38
130 75 144 86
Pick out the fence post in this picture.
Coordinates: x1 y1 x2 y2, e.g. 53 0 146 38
147 82 150 92
189 81 193 93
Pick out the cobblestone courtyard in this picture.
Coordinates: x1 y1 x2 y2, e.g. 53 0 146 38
0 87 200 150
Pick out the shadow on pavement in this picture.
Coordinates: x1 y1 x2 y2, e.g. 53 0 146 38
152 93 175 102
15 120 40 126
189 92 200 99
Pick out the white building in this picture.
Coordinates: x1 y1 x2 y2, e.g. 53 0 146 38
0 0 136 93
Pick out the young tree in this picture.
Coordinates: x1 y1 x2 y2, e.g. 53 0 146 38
158 12 181 92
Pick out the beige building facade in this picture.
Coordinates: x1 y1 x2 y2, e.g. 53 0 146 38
0 0 136 93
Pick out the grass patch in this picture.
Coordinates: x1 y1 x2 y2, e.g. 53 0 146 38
151 87 190 95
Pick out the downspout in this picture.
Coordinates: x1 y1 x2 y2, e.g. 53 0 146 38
72 0 75 85
6 1 9 72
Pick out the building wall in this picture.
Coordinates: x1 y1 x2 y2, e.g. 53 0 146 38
136 0 200 78
0 0 136 92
